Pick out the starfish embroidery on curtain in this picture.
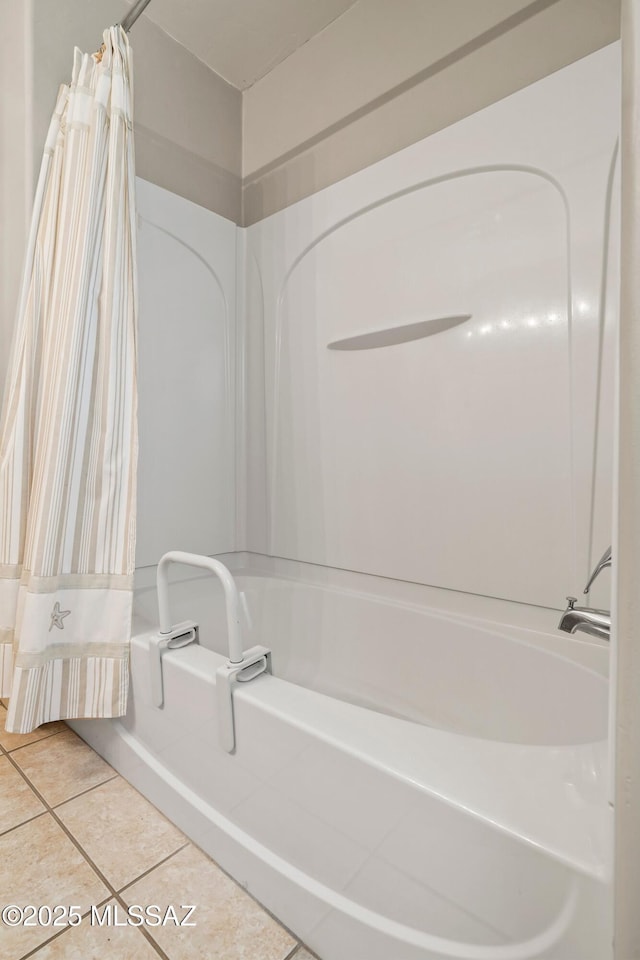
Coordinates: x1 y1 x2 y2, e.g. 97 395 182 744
49 601 71 632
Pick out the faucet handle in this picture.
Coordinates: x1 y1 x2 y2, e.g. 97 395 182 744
583 546 612 594
566 596 577 609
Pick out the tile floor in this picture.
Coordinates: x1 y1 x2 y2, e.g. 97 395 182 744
0 701 320 960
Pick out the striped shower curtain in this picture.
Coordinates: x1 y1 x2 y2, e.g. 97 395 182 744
0 27 138 733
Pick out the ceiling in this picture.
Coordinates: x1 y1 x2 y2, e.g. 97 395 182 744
125 0 359 90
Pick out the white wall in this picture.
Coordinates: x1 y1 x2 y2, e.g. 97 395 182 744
244 44 620 611
135 179 238 568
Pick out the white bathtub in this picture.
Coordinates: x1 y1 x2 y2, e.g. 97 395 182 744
71 560 611 960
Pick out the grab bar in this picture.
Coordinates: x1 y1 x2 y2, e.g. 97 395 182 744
157 550 244 663
151 551 271 752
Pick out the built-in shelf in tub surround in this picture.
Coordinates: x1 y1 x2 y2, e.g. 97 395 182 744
327 314 471 350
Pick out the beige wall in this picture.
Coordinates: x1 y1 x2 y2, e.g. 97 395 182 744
32 0 242 223
241 0 621 224
0 0 32 401
616 6 640 957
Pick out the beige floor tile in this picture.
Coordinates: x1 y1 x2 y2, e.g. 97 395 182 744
11 727 115 806
293 950 320 960
56 776 186 890
0 755 46 833
122 843 296 960
0 703 66 753
30 899 160 960
0 813 109 957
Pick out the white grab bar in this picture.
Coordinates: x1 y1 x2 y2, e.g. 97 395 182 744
157 550 243 664
152 551 271 751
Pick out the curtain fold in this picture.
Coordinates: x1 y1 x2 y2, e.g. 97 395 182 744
0 26 137 733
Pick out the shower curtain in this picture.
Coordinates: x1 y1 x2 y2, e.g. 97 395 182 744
0 26 138 733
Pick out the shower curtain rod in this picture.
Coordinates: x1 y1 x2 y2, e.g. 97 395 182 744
120 0 154 33
95 0 152 60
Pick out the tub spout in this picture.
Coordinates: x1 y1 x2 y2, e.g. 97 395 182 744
558 596 610 641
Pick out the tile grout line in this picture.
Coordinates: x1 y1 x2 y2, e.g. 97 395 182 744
3 727 310 959
51 772 120 809
1 728 66 755
283 946 305 960
111 890 173 960
3 749 170 960
55 742 307 951
9 745 118 811
0 810 48 840
118 830 307 959
109 775 308 955
183 830 305 950
18 893 113 960
116 841 191 895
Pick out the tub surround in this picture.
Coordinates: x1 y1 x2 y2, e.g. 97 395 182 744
131 45 619 623
72 43 616 960
135 179 238 568
243 43 619 613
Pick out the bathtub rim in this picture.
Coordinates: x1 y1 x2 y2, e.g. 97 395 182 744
129 628 610 883
134 556 609 677
133 561 609 748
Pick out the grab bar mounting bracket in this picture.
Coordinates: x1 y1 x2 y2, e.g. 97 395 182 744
216 646 272 753
149 620 199 708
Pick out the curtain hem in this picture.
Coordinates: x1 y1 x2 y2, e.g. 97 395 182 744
4 655 129 734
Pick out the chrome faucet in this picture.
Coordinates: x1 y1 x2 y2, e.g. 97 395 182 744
558 545 611 641
582 545 612 594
